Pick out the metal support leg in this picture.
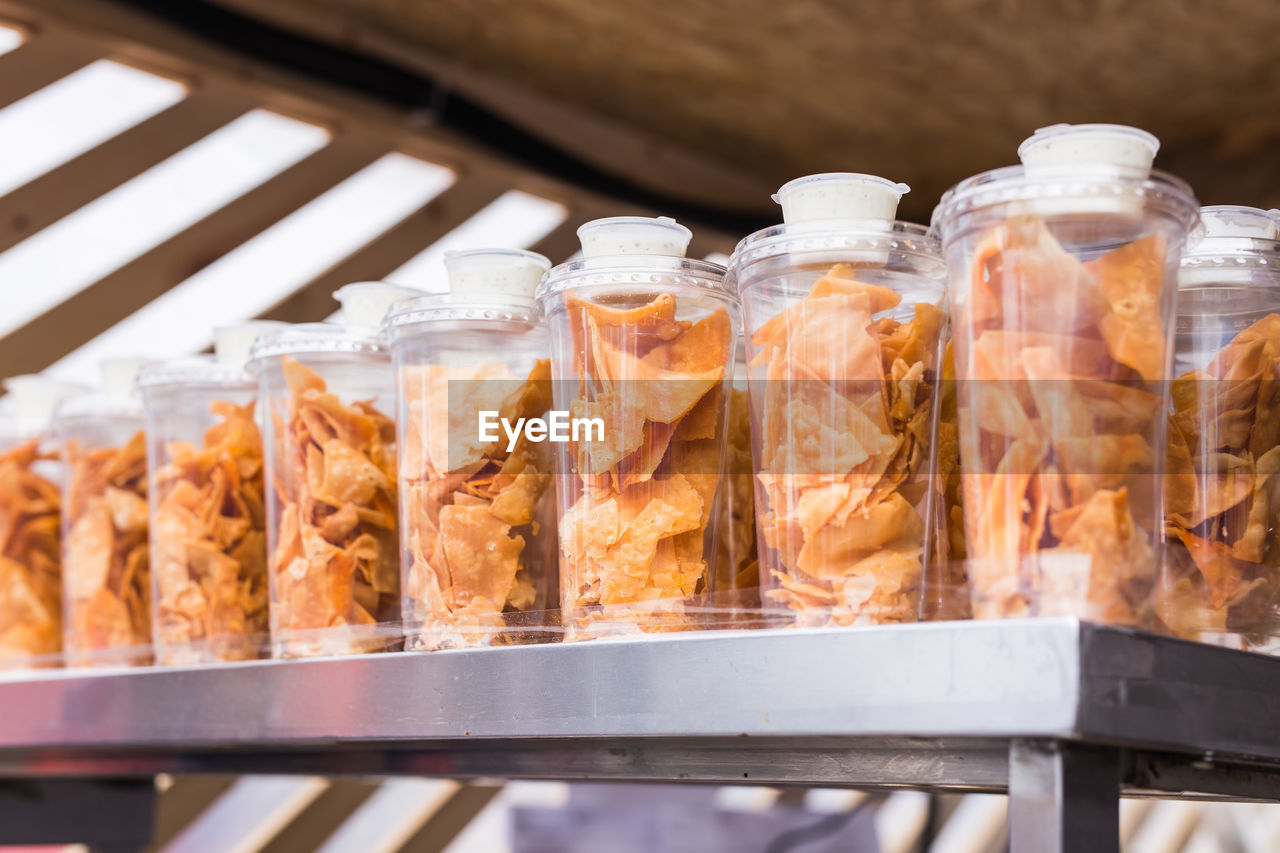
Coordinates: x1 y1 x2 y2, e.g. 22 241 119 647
1008 739 1119 853
0 777 156 850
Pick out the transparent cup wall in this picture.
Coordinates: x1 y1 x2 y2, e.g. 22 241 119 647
257 348 400 657
1163 250 1280 648
0 424 64 669
926 338 972 621
935 172 1198 625
709 346 761 623
539 261 739 638
142 377 269 664
389 302 557 649
57 408 152 667
734 230 948 626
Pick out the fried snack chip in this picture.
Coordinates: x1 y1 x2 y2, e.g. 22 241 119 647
753 265 944 626
560 293 733 634
956 217 1166 624
1162 314 1280 640
151 401 268 663
62 431 151 665
270 358 399 656
0 440 63 666
402 360 555 648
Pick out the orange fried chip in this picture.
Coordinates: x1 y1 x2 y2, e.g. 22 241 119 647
438 504 524 606
597 476 704 605
1048 488 1154 624
558 287 734 636
402 359 554 649
957 217 1176 627
269 358 399 656
151 400 269 664
808 263 904 311
1163 312 1280 639
750 264 944 626
1085 234 1168 382
0 440 63 666
62 431 151 666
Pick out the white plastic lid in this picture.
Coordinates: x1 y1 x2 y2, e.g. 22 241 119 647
214 320 287 365
772 173 909 224
577 216 692 258
100 357 146 399
1197 205 1280 240
332 281 424 329
1018 123 1159 176
444 248 551 301
1 375 89 425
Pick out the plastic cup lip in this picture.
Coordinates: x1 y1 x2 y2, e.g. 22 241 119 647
1017 123 1160 169
930 163 1200 246
533 254 734 306
247 321 387 367
727 218 943 283
1179 206 1280 282
733 218 933 250
136 354 255 390
52 391 145 423
1194 205 1280 240
576 215 693 259
382 291 544 332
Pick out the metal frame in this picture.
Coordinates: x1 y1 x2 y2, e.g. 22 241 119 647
3 619 1280 850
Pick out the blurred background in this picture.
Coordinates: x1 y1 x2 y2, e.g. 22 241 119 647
2 0 1280 850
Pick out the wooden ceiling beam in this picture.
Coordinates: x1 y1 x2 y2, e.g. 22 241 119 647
255 780 382 853
526 217 585 266
0 133 387 375
0 27 101 108
0 0 744 236
259 173 511 323
394 784 503 853
0 84 256 253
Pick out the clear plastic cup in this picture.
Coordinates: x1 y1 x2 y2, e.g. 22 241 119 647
1161 206 1280 648
249 324 400 657
730 175 948 627
54 391 151 667
0 377 85 670
386 254 558 649
536 218 740 638
139 357 269 664
931 124 1200 626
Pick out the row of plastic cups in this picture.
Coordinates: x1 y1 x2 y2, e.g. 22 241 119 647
736 124 1280 649
6 121 1280 671
297 220 742 652
0 216 741 667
